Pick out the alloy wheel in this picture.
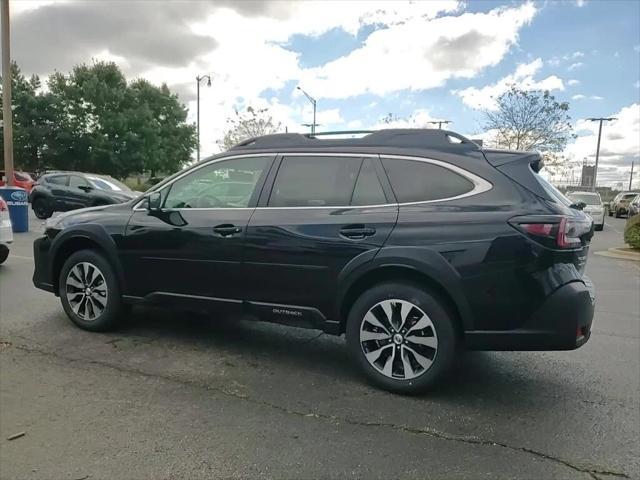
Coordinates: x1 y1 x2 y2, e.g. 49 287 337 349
65 262 108 321
359 299 438 380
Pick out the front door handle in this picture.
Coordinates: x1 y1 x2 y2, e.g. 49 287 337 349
213 224 242 237
339 224 376 240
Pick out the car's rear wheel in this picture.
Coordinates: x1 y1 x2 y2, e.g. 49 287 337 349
615 209 622 218
346 282 457 394
0 246 8 264
32 197 52 219
59 250 123 332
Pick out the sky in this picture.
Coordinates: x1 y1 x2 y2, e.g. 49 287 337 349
7 0 640 188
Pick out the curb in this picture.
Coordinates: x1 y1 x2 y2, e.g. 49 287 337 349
593 247 640 262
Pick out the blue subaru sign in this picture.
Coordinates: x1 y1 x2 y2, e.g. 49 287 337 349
0 186 29 232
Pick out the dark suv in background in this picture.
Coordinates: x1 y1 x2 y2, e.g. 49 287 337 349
29 172 140 219
32 130 595 393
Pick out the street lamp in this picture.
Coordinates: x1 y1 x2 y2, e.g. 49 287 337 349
297 86 317 135
196 74 212 161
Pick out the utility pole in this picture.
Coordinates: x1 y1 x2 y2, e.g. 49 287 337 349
427 120 451 129
1 0 14 186
196 74 212 161
297 86 318 135
630 159 635 191
587 117 616 192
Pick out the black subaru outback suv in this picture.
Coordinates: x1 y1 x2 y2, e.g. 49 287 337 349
33 130 595 393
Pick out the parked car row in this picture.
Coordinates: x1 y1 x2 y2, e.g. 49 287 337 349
29 172 142 219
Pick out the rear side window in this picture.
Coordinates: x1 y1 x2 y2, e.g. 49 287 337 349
269 156 361 207
351 158 387 206
381 158 474 203
46 175 68 186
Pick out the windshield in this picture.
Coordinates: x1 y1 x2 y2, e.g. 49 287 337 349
87 176 131 192
568 193 601 205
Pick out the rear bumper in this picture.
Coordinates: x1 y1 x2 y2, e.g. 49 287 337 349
465 278 595 351
33 235 55 293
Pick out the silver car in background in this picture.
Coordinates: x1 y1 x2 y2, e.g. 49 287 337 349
628 194 640 217
567 191 605 231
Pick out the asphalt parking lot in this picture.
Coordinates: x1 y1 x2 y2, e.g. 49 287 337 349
1 212 638 480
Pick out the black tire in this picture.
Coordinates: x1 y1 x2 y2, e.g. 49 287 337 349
58 249 123 332
0 246 8 264
32 197 52 219
615 209 622 218
595 223 604 231
608 210 613 217
346 282 458 394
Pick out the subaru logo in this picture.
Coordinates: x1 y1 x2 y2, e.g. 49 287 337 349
10 190 27 202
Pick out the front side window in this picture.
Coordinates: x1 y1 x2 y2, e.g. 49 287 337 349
164 156 270 209
382 158 474 203
269 156 362 207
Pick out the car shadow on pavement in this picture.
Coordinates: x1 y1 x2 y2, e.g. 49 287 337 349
105 305 582 408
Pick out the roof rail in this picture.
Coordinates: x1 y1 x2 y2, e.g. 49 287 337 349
229 128 481 151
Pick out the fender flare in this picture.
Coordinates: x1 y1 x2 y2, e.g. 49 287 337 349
49 224 126 292
336 246 474 330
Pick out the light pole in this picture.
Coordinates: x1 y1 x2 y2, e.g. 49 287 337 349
2 0 14 186
196 74 212 161
297 86 317 135
587 117 616 192
427 120 451 129
630 160 635 191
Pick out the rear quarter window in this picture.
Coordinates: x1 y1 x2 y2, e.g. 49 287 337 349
381 158 474 203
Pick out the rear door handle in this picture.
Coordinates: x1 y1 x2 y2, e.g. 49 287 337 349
213 224 242 237
339 224 376 239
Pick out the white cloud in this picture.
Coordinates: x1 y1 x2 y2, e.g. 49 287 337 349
575 0 586 6
297 2 537 98
454 58 564 110
567 79 580 86
567 62 584 71
634 80 640 89
564 104 640 186
590 95 604 100
572 94 586 100
572 94 604 101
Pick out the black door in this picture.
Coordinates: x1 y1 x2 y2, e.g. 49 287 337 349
45 174 70 210
66 175 93 209
121 155 274 308
243 155 398 324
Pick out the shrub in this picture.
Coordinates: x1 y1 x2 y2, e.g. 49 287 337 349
624 214 640 249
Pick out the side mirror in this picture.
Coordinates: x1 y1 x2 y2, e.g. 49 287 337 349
147 191 162 211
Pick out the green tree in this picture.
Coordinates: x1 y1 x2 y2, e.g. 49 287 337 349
43 61 195 177
218 106 281 151
0 63 55 172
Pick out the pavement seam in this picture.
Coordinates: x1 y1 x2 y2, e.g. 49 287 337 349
5 342 631 480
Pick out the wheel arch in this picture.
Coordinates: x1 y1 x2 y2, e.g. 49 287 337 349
336 248 474 335
50 228 125 294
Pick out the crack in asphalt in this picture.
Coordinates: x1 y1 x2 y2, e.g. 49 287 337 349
5 341 631 480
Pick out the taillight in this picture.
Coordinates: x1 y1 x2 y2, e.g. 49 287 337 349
512 216 592 249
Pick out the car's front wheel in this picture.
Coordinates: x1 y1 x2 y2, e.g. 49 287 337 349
346 282 458 394
59 250 123 332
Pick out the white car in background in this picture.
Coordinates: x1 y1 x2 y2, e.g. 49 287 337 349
567 191 605 231
0 197 13 264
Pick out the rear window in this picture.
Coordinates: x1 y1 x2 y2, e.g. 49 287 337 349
567 193 601 205
381 158 474 203
46 175 68 186
533 173 572 207
351 159 387 206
